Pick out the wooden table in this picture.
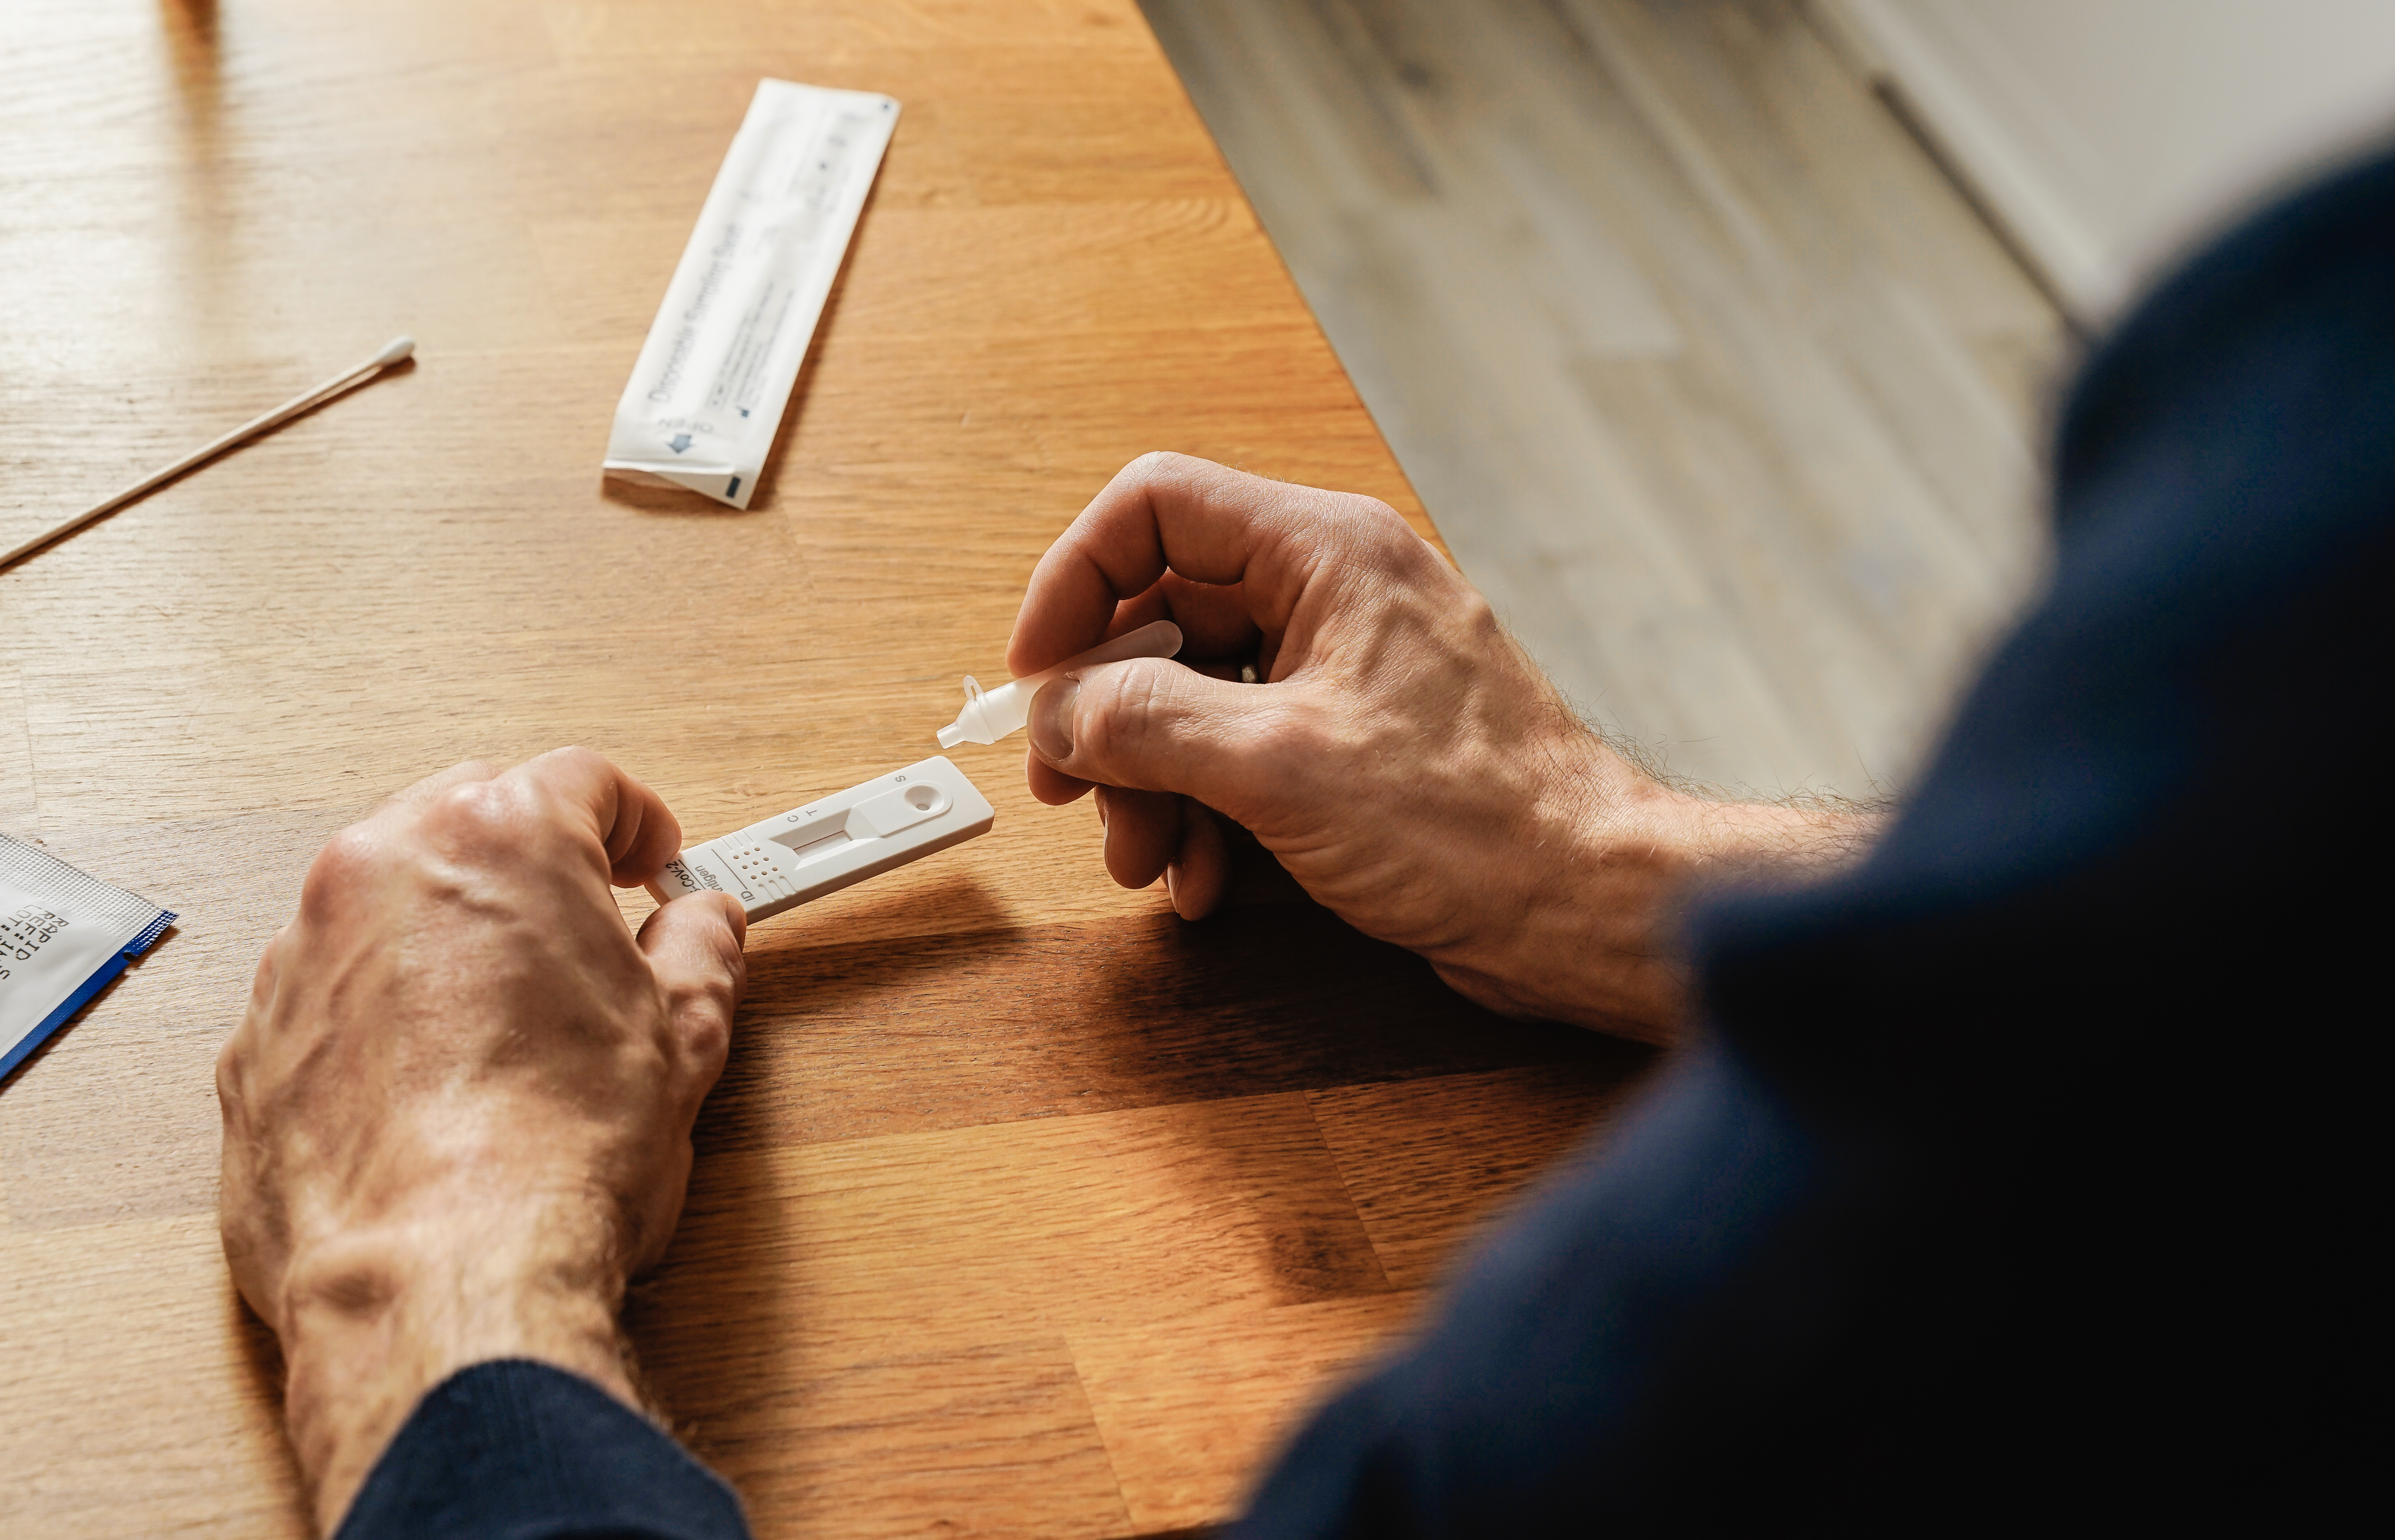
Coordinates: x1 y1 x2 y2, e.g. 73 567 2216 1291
0 2 1653 1534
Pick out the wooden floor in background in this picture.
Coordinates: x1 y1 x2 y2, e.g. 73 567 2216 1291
1140 0 2068 798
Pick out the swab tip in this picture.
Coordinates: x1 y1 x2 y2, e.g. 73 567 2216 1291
374 335 416 367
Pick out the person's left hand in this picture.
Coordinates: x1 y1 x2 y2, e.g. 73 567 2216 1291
217 748 746 1535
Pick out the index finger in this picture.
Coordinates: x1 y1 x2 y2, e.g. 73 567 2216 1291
505 746 686 888
1008 453 1380 675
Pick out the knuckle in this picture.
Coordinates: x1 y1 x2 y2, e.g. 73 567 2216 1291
683 1020 730 1070
1123 448 1190 483
299 823 383 912
1451 586 1503 641
669 967 738 1061
214 1033 244 1107
1328 494 1420 560
679 993 732 1053
313 822 381 878
540 744 609 780
422 779 524 853
1249 696 1331 774
245 943 279 1010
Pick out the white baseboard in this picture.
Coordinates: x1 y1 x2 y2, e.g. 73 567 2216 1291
1810 0 2116 319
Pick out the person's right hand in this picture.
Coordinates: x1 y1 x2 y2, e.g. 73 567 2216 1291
1009 454 1865 1042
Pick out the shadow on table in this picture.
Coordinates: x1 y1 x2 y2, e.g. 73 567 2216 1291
624 862 1657 1468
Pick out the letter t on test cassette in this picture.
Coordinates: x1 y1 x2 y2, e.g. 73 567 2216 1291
648 757 994 923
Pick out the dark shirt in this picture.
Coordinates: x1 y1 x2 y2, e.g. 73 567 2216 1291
340 147 2393 1540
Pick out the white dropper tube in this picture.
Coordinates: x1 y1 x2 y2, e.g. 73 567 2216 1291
936 619 1184 748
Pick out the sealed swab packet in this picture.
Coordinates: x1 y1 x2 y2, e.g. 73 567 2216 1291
2 833 174 1083
603 79 900 508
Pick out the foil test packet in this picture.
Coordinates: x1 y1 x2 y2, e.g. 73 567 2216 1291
603 79 900 508
2 833 174 1083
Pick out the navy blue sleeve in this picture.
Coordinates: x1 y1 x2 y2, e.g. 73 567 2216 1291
335 1359 749 1540
1236 148 2395 1533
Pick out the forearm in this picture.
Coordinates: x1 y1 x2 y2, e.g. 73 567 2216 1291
276 1205 637 1533
1431 775 1880 1044
1677 793 1882 888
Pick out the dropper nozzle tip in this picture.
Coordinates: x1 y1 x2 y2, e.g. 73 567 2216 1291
936 725 964 749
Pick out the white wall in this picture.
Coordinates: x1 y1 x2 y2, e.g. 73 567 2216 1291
1818 0 2395 319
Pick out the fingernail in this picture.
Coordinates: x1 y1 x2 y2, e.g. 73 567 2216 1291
1029 677 1080 761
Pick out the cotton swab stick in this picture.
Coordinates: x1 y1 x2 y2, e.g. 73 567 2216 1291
0 336 416 573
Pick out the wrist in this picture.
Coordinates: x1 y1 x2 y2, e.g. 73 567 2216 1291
1668 788 1882 882
1442 757 1876 1043
275 1203 635 1534
1495 769 1712 1040
1570 781 1877 1033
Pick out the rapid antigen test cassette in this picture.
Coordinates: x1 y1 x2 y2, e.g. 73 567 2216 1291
648 757 993 923
604 79 899 508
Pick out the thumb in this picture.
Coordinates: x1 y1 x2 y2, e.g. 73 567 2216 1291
636 892 748 1073
1026 657 1275 818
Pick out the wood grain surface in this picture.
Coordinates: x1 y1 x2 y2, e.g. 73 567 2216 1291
1142 0 2066 799
0 2 1655 1535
